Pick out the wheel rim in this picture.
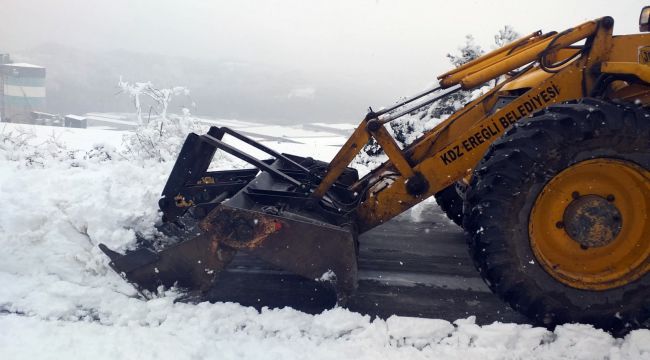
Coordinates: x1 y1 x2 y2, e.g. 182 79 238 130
529 158 650 290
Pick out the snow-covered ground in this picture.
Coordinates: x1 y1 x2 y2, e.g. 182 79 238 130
1 121 649 360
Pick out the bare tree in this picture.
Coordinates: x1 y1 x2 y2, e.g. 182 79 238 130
117 78 197 161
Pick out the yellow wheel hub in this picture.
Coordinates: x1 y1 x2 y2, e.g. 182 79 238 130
529 158 650 290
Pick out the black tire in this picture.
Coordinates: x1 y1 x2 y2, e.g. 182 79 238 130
464 98 650 335
434 183 465 227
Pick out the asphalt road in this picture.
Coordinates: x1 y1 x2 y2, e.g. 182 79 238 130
206 204 528 325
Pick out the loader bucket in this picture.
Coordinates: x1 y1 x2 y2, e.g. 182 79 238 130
100 126 360 300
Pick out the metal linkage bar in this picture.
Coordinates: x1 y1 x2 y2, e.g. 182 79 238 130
201 134 303 187
220 127 317 177
372 86 443 117
375 85 462 125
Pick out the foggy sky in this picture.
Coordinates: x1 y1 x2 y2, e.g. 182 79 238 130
1 0 647 122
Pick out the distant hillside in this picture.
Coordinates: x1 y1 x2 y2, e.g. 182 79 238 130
10 43 384 124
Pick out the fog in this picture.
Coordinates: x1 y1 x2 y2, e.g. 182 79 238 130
1 0 646 123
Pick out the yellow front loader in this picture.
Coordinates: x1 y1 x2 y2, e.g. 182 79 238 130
100 9 650 333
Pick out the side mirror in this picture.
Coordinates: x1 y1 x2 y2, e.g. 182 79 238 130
640 6 650 32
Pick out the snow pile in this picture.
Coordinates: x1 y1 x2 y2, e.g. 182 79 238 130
0 123 649 359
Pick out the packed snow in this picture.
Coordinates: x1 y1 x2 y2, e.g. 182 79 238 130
1 121 649 360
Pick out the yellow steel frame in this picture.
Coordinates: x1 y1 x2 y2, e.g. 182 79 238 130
311 16 650 232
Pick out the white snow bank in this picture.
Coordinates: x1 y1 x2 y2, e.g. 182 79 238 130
3 305 650 360
1 124 649 360
1 122 124 152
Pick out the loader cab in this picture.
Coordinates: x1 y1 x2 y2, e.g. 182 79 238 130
640 6 650 32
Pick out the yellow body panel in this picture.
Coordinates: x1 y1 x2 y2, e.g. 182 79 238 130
357 69 583 230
